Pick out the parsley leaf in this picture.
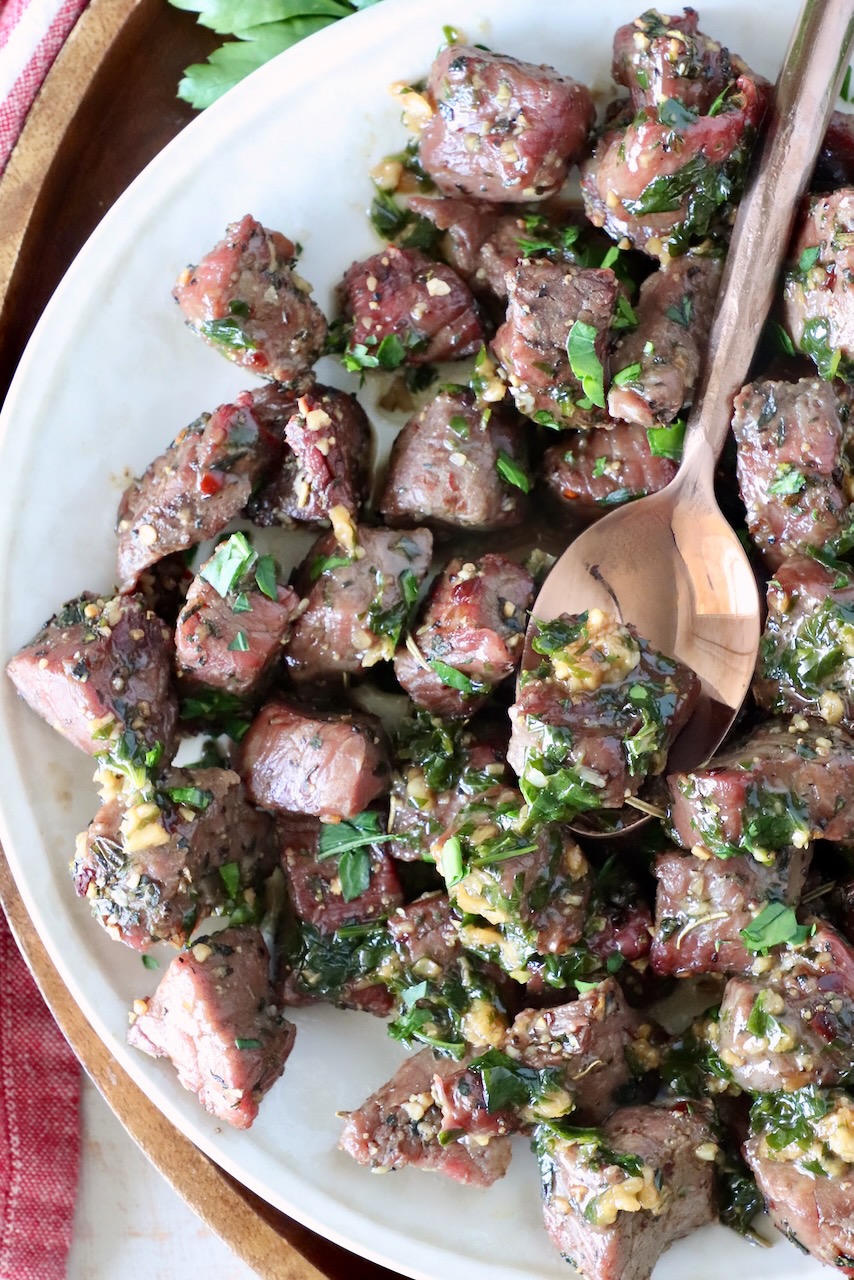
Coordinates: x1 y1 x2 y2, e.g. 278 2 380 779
767 463 807 496
740 901 812 953
567 320 606 408
646 419 686 460
496 450 531 493
200 532 255 597
428 659 488 696
317 810 393 858
338 848 372 901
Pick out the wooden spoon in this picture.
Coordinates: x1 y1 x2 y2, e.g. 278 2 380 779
523 0 854 831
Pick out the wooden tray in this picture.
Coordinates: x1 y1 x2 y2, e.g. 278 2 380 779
0 3 394 1276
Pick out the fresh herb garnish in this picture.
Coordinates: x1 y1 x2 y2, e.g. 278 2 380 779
646 419 686 460
166 786 214 811
171 0 383 109
219 862 240 898
657 97 699 129
309 551 353 580
767 463 807 496
740 901 812 953
428 659 488 696
665 295 694 329
254 554 277 600
199 316 256 349
200 531 256 597
317 810 394 858
612 362 642 387
141 954 160 970
228 630 250 651
235 1037 263 1050
566 320 606 408
496 450 531 493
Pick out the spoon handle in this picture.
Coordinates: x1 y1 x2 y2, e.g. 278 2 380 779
680 0 854 482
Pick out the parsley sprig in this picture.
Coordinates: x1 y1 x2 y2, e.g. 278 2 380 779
171 0 385 109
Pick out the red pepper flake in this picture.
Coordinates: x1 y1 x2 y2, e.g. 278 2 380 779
199 471 224 496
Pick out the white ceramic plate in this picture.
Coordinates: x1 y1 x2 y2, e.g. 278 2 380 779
0 2 832 1276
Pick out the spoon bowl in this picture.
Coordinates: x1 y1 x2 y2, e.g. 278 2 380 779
522 0 854 833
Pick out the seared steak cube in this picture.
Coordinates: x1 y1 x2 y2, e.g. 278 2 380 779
386 892 508 1054
607 255 722 428
175 535 300 698
281 816 402 935
279 815 400 1015
745 1088 854 1274
754 555 854 730
612 9 746 114
173 214 327 386
246 384 370 527
284 524 432 684
435 788 592 979
418 45 594 203
581 74 766 258
510 610 700 822
127 925 294 1129
433 979 646 1140
783 190 854 374
542 422 678 514
731 377 854 567
718 921 854 1092
492 260 617 429
339 1048 512 1184
667 717 854 857
72 767 276 950
237 701 390 820
388 712 508 860
6 592 177 758
537 1102 717 1280
394 554 534 718
340 246 482 369
380 388 530 530
116 390 278 591
651 845 812 978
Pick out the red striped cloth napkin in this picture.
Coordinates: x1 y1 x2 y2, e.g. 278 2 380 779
0 0 89 175
1 1 93 1274
0 911 81 1280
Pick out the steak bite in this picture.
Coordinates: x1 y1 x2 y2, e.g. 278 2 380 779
116 390 279 591
731 377 854 568
536 1101 718 1280
718 921 854 1092
279 815 400 1015
754 555 854 729
667 717 854 858
434 785 592 981
433 980 646 1141
283 524 432 684
745 1087 854 1273
612 9 744 114
509 610 700 823
72 767 276 950
581 74 766 259
783 189 854 374
127 925 294 1130
650 845 812 978
386 892 508 1054
394 554 534 718
6 592 177 758
388 712 509 861
246 384 370 528
338 1047 512 1185
175 534 300 698
237 701 390 820
340 246 482 369
379 388 530 530
542 422 679 514
417 44 594 203
492 260 618 429
172 214 327 386
607 255 723 428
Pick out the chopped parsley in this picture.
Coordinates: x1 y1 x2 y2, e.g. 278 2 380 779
566 320 606 408
646 419 686 460
496 449 531 492
740 902 812 953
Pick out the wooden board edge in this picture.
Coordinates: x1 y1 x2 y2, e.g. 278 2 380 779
0 0 144 308
0 848 328 1280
